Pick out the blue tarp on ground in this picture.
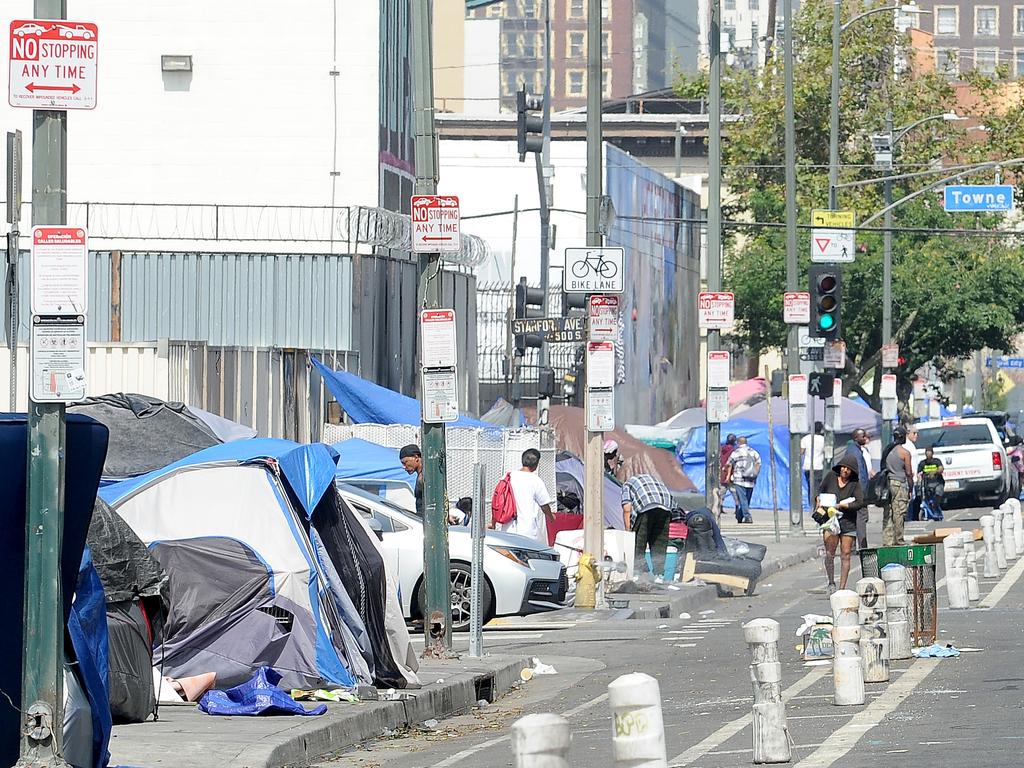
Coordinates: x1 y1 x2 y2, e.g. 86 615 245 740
311 357 492 428
333 438 414 487
678 418 814 512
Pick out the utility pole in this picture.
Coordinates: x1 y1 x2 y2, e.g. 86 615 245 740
579 0 604 607
19 0 69 763
783 0 802 533
881 110 894 447
704 0 722 508
828 0 841 210
7 130 22 412
535 0 553 425
410 0 452 651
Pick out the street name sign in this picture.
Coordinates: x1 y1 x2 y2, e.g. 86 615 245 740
783 291 810 324
420 308 457 368
510 315 586 343
411 195 461 253
943 185 1014 212
31 226 87 315
9 20 98 110
986 356 1024 369
564 247 624 293
698 291 734 330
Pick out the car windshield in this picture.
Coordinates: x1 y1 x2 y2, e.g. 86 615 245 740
916 424 994 449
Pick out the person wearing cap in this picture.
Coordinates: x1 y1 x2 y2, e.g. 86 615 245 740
814 452 866 593
399 444 424 516
881 426 914 546
603 439 625 484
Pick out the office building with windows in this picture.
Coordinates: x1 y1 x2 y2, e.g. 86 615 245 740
917 1 1024 79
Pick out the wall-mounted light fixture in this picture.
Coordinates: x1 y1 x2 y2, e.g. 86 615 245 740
160 55 193 72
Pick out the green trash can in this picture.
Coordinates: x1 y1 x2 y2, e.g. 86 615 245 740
859 545 937 646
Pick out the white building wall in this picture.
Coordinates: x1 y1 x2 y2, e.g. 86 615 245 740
462 19 500 115
1 2 380 220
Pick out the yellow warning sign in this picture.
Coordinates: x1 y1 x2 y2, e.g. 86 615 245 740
811 209 855 228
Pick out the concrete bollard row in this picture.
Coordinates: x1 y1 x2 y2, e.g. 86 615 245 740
608 672 667 768
856 577 890 683
742 619 791 764
943 534 970 610
960 531 980 602
1001 506 1017 562
830 590 865 706
980 514 1000 578
1009 498 1023 556
512 714 570 768
881 565 912 660
994 509 1009 570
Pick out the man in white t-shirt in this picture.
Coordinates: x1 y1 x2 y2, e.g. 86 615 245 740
801 422 826 497
501 448 554 545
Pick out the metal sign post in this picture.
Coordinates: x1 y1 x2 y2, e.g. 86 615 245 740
6 129 22 410
468 463 486 658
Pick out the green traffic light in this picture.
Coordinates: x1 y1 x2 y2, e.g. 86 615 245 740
818 314 836 331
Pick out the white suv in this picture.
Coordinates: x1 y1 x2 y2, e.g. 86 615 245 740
911 417 1011 508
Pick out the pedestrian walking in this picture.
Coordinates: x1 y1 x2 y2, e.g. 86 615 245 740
727 437 760 523
621 473 673 581
801 422 826 497
813 452 865 593
713 434 739 520
496 448 554 545
844 428 873 549
881 426 914 546
399 444 424 516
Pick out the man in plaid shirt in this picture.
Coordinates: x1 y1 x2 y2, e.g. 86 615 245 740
621 474 673 581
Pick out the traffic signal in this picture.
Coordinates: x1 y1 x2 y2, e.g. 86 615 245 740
514 277 544 354
808 264 842 340
562 291 586 316
516 85 543 162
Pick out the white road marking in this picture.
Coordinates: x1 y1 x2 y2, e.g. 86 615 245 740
793 659 940 768
668 667 828 766
979 555 1024 608
674 643 698 648
709 743 824 755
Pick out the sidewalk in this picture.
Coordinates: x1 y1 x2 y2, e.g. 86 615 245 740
108 654 527 768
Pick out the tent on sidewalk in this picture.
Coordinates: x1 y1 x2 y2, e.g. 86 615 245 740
739 396 881 439
100 439 419 691
334 438 413 487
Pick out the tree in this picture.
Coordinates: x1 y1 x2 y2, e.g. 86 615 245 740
677 0 1024 408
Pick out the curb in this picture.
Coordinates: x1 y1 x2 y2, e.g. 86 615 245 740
233 655 529 768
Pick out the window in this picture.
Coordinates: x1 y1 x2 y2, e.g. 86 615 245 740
603 30 611 58
934 6 958 35
603 68 612 97
602 0 612 20
566 69 585 96
568 0 584 19
519 0 538 19
975 47 998 74
935 48 959 78
975 7 998 36
568 30 585 58
522 32 538 59
486 2 506 18
724 0 736 9
1016 49 1024 77
750 0 760 8
1016 7 1024 35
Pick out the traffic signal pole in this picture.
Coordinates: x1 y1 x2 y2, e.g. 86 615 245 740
411 0 452 652
19 1 70 763
536 0 553 425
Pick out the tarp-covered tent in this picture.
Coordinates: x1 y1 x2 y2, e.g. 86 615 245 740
555 453 627 530
0 414 112 768
311 357 491 428
738 396 881 439
99 439 419 690
334 438 413 487
479 397 525 427
679 418 812 511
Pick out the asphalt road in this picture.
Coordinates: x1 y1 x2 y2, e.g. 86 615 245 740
320 507 1024 768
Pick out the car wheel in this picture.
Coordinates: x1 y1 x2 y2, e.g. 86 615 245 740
416 562 493 632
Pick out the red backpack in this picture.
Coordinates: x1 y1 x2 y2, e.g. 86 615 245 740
490 473 518 525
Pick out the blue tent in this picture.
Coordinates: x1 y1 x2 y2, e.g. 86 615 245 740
678 418 814 512
333 438 413 487
311 357 492 428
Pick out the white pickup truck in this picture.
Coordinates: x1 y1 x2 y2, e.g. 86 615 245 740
910 417 1012 508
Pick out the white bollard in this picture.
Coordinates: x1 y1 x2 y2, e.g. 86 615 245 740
1009 498 1024 556
608 672 667 768
1001 506 1017 562
943 533 970 609
994 510 1008 570
512 714 570 768
742 619 791 764
881 565 912 660
980 514 1000 578
856 577 889 683
830 590 865 706
960 532 980 602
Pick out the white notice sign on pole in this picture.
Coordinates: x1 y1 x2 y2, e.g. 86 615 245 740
420 308 457 368
823 340 846 369
586 341 615 389
783 292 810 324
588 295 619 342
411 195 461 254
9 20 99 110
881 344 899 368
707 350 730 389
587 388 615 432
698 291 735 330
30 317 86 403
789 374 808 405
880 373 897 399
422 369 459 423
707 388 730 423
31 226 88 315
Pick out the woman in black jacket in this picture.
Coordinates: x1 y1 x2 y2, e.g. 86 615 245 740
815 452 866 593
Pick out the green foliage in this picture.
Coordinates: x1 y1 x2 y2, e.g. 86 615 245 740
677 0 1024 405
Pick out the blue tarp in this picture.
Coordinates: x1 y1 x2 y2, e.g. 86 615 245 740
333 439 414 487
311 357 492 428
198 667 327 717
679 418 814 512
68 549 112 768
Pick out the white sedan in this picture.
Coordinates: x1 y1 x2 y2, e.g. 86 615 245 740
338 483 567 630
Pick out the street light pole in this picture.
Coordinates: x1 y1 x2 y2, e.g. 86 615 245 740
704 0 722 510
828 0 841 210
882 110 894 445
784 0 802 533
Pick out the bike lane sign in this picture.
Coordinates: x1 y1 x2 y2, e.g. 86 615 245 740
564 247 623 293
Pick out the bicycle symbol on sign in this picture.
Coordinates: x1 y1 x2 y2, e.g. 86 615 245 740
571 250 618 280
